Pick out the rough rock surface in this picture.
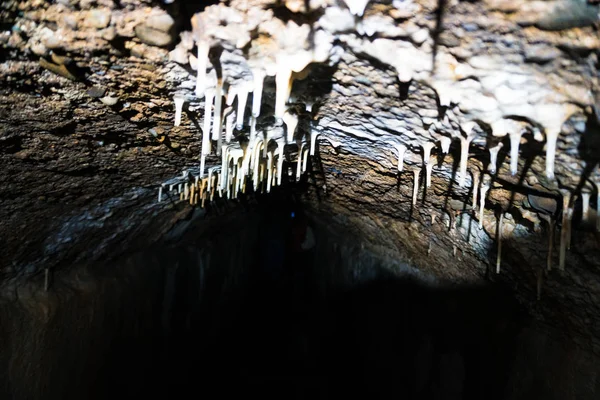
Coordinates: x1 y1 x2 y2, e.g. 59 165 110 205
1 0 600 394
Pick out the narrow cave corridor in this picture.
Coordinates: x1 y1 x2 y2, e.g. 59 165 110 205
0 190 525 400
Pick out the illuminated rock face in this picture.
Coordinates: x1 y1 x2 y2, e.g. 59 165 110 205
1 1 600 397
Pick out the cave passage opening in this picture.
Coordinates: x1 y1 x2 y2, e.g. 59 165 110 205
111 189 525 400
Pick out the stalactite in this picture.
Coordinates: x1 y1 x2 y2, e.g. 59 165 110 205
296 144 305 180
225 108 236 143
582 192 591 221
559 191 573 271
471 170 480 210
488 142 503 175
212 79 223 142
310 130 321 156
459 134 475 187
421 142 435 165
425 162 433 188
344 0 371 16
479 181 490 228
266 151 274 193
302 145 310 173
509 131 523 176
392 143 407 172
174 96 185 127
235 85 249 129
275 66 292 120
276 140 285 186
250 116 257 141
202 88 215 154
158 186 163 202
194 40 210 97
439 136 451 154
200 154 206 178
251 68 265 118
253 141 264 190
412 169 420 207
226 86 237 106
220 145 230 192
283 109 299 142
189 183 195 205
496 211 504 274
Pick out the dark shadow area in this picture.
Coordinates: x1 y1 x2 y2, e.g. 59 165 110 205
98 192 523 400
0 190 527 400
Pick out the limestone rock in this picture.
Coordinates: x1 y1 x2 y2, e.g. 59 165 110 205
134 24 174 47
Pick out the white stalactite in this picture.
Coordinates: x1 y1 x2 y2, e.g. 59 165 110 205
250 116 257 141
488 142 503 175
251 68 265 118
395 144 407 172
582 192 591 221
296 144 305 180
266 152 274 193
479 182 489 228
276 140 285 186
220 145 230 191
343 0 371 16
283 109 299 142
471 170 480 209
412 169 420 206
225 108 236 143
302 145 309 173
310 131 321 156
509 131 523 176
236 86 249 129
422 142 435 165
226 86 237 106
200 154 206 178
425 162 433 188
439 136 451 154
212 80 223 141
275 66 292 120
459 135 474 187
195 40 210 97
496 212 503 274
559 192 572 271
253 141 264 190
158 186 163 202
202 89 215 157
174 97 185 127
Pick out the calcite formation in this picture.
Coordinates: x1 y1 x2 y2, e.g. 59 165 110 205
159 1 599 285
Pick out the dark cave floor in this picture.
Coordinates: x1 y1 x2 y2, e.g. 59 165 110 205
117 263 523 400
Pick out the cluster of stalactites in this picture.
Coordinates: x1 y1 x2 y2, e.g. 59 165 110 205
165 59 314 205
157 136 312 206
395 130 600 277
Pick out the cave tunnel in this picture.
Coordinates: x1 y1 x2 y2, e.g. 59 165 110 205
1 0 600 399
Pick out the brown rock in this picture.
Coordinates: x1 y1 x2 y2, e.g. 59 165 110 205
134 25 174 47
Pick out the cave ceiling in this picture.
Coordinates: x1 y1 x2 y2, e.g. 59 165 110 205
1 0 600 349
